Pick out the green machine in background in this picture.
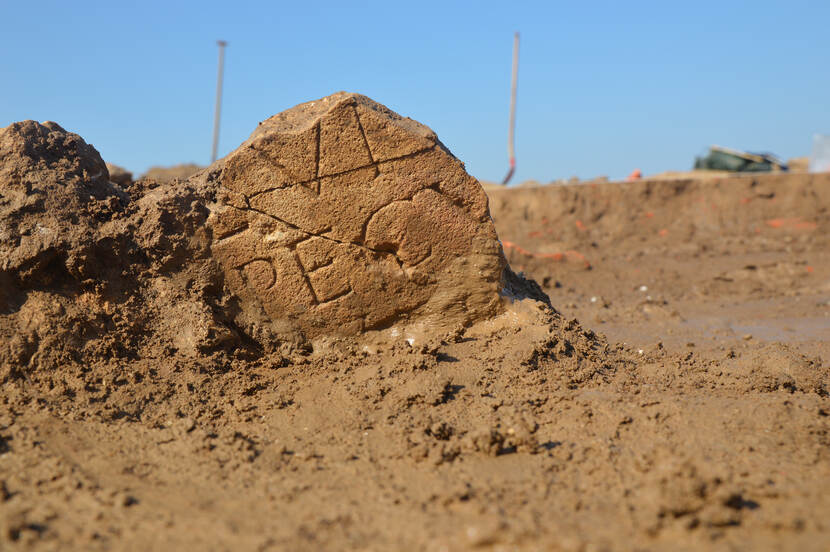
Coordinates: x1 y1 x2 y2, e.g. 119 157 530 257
695 145 787 172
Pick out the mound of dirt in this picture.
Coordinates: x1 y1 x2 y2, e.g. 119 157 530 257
0 95 548 372
488 172 830 261
141 163 203 182
199 92 507 338
0 121 128 306
0 120 232 371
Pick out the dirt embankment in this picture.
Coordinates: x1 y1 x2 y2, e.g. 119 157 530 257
488 173 830 358
141 163 203 182
0 101 828 551
488 173 830 257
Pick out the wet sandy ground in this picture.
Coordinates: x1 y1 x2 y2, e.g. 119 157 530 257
545 251 830 360
489 172 830 361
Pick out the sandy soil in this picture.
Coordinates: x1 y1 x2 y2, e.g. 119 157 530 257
2 168 829 551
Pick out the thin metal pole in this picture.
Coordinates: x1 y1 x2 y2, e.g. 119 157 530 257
502 32 519 185
211 40 227 164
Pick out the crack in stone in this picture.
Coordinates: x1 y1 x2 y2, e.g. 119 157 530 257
248 142 305 188
314 122 321 179
353 107 376 164
284 232 316 252
228 203 405 270
244 145 437 202
214 223 250 242
220 143 467 278
318 286 353 305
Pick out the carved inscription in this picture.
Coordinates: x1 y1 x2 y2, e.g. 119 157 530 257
208 93 504 336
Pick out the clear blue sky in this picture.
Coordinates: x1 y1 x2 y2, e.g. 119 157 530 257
2 0 828 183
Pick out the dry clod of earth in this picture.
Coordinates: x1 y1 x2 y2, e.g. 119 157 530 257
0 121 128 307
199 92 508 338
0 119 220 368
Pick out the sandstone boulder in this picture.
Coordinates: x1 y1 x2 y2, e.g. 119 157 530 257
200 92 506 337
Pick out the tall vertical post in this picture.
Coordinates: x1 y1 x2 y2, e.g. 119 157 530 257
211 40 228 164
502 32 520 185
